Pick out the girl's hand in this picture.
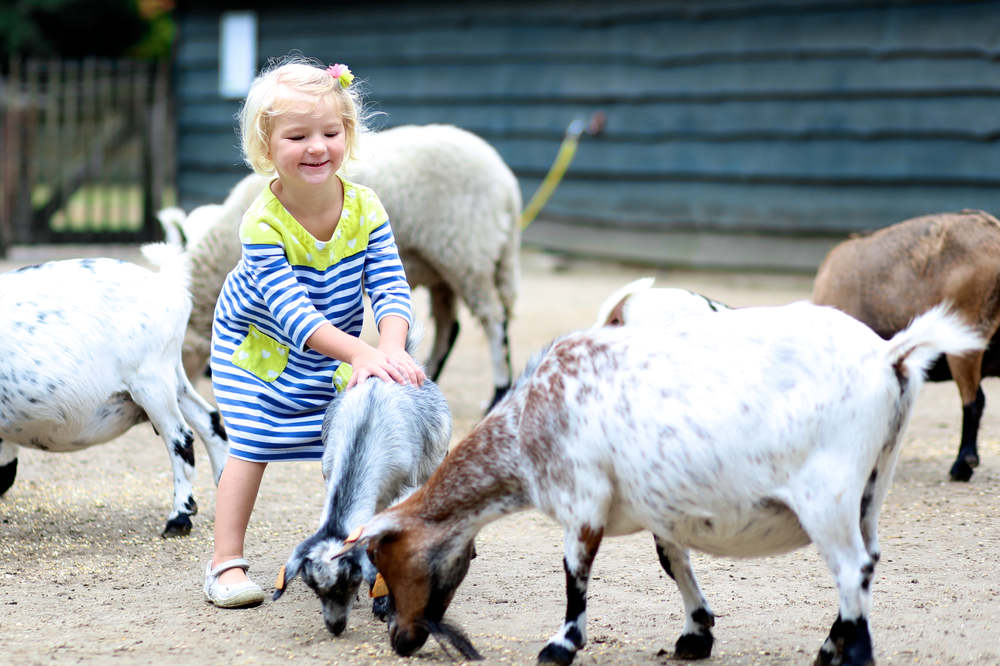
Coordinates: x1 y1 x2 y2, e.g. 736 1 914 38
345 343 425 389
305 321 423 389
380 344 426 387
345 344 403 390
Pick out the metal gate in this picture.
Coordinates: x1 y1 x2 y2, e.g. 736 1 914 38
0 57 173 255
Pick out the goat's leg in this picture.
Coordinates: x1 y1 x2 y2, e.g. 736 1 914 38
425 283 459 382
796 499 876 666
538 526 603 666
128 377 199 537
946 351 984 481
858 467 885 566
181 330 212 382
175 366 229 484
653 536 715 659
0 440 17 496
859 426 908 564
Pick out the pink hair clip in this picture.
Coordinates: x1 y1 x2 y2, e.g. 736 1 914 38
326 63 354 88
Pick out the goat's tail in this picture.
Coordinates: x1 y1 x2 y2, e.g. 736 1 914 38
885 303 986 386
140 241 192 292
156 206 188 248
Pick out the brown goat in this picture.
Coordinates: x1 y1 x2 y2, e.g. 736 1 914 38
812 209 1000 481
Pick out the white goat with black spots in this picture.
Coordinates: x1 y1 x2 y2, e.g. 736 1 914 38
593 276 730 327
272 346 451 636
329 301 982 665
0 246 229 537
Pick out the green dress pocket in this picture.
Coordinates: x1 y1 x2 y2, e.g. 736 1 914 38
232 324 289 382
332 362 353 392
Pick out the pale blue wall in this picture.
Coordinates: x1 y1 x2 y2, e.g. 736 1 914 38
174 0 1000 236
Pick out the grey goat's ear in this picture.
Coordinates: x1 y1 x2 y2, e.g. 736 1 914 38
336 514 403 559
272 552 304 601
329 524 369 560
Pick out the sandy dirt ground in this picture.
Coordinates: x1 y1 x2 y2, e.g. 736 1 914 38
1 245 998 665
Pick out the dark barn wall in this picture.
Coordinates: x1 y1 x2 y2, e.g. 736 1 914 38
173 0 1000 253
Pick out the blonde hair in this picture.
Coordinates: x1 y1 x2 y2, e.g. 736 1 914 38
238 55 365 175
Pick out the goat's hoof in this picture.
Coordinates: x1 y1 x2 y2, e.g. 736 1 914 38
161 514 193 537
949 459 974 482
0 458 16 496
813 646 836 666
537 642 576 665
371 595 391 622
842 645 875 666
674 631 713 660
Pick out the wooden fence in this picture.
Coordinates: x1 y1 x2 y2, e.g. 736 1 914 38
0 57 173 255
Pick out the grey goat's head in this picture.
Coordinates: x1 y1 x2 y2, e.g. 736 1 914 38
273 531 366 636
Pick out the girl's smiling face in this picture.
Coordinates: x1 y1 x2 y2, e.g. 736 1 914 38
267 95 346 188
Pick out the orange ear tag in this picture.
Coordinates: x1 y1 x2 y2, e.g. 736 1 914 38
345 526 363 543
275 564 286 590
370 572 389 598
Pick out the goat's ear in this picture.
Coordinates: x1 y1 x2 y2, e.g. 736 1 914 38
272 551 304 601
333 514 402 559
328 526 367 560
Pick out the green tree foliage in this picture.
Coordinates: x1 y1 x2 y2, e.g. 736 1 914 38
0 0 173 59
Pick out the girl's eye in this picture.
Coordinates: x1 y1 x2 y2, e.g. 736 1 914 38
288 135 304 141
325 131 339 138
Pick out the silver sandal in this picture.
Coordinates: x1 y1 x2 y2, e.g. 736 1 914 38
204 558 266 608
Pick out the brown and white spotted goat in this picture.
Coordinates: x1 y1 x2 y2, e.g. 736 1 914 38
332 301 982 665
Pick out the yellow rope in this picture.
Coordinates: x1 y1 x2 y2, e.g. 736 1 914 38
520 119 586 229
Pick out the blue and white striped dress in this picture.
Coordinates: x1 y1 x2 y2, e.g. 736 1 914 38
210 178 412 462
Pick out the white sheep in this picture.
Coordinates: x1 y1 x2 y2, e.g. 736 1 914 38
0 245 230 536
162 124 521 409
330 301 983 664
271 358 451 636
593 276 731 327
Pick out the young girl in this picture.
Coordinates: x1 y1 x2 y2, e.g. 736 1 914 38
203 56 424 608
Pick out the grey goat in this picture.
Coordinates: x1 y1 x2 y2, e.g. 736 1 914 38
272 356 451 635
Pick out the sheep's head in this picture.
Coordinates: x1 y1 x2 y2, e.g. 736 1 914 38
338 513 482 660
274 531 365 636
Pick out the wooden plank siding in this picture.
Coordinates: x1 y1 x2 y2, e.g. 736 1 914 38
173 0 1000 265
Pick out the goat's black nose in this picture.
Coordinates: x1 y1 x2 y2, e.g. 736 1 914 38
326 617 347 636
390 624 429 657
